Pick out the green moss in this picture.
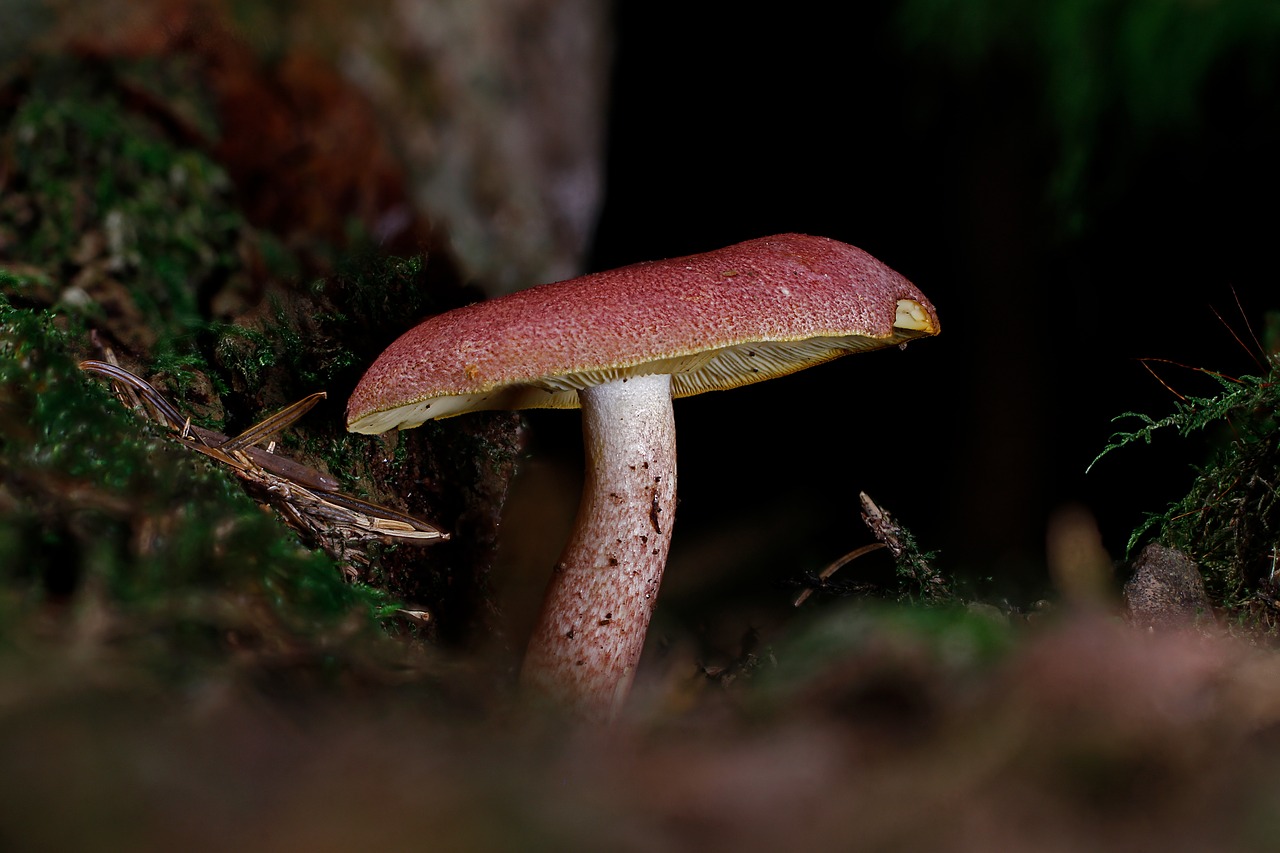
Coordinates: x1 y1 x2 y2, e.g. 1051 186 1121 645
1 57 245 331
0 292 397 676
1 52 515 654
1091 343 1280 619
193 251 470 482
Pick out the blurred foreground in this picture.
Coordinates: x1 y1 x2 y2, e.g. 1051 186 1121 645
2 607 1280 852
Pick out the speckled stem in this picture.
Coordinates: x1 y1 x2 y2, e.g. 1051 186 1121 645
520 372 677 721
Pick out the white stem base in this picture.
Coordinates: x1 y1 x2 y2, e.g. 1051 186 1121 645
520 372 677 721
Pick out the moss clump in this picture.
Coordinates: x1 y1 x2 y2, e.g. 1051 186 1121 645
0 52 518 658
1091 336 1280 625
0 287 410 685
0 58 246 337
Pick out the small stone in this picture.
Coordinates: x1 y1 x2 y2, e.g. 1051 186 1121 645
1123 543 1215 630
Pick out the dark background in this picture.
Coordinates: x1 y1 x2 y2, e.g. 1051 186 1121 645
529 0 1280 610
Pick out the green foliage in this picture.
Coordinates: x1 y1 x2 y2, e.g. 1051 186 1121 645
1090 356 1280 608
1090 370 1276 473
897 0 1280 228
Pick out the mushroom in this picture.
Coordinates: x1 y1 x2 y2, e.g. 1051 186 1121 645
346 233 939 720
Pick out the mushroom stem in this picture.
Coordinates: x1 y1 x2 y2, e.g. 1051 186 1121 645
520 372 678 720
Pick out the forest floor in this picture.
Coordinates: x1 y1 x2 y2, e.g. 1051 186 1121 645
4 17 1280 852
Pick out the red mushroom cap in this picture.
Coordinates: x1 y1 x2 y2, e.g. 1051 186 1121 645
347 233 939 434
